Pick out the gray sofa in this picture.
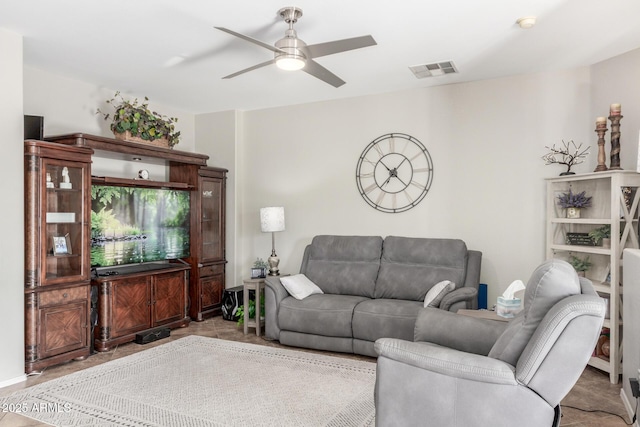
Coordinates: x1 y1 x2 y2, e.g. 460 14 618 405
264 235 482 357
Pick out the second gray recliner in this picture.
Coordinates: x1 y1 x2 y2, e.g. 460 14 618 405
374 259 606 427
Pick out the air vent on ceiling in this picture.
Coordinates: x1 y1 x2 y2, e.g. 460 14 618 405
409 61 458 79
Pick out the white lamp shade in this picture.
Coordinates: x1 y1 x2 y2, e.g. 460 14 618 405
260 207 285 233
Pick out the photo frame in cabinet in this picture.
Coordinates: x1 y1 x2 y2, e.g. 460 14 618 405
52 233 72 255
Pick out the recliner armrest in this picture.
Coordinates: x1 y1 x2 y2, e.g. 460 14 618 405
375 338 517 385
414 308 508 356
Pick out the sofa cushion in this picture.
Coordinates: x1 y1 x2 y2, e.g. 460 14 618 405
278 294 370 337
374 236 468 301
301 235 383 298
352 299 424 342
280 274 324 300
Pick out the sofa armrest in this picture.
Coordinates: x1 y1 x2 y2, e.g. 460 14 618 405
461 249 482 309
414 308 508 356
440 287 477 312
264 276 290 340
375 338 517 385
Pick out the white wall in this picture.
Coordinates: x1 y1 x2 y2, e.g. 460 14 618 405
195 110 238 288
238 67 592 306
590 48 640 172
594 47 640 409
0 28 26 387
24 67 196 153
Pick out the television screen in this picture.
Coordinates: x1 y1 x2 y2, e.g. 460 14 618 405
91 185 190 268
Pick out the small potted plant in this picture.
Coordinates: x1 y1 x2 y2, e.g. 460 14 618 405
569 255 592 277
97 91 181 149
235 294 265 326
557 190 592 218
251 258 268 279
588 225 611 248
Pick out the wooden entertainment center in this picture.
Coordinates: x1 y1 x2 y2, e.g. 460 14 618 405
24 133 227 373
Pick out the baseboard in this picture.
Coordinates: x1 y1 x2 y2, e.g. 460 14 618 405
620 388 639 427
0 374 27 390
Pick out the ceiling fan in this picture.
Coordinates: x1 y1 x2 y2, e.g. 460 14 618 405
215 6 376 88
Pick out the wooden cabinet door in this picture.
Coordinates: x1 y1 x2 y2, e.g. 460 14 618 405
111 277 151 338
38 301 88 359
200 265 224 312
153 271 186 325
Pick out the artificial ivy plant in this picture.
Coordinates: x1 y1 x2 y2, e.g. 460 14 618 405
97 91 181 148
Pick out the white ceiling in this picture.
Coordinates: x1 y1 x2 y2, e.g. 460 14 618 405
3 0 640 114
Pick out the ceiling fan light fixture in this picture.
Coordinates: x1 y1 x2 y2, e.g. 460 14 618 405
276 54 306 71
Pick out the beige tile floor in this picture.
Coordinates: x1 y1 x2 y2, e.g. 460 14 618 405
0 316 632 427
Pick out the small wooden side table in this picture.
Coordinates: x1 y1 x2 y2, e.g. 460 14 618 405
243 278 265 336
458 309 509 322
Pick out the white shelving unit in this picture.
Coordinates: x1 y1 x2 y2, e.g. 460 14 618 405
546 171 640 384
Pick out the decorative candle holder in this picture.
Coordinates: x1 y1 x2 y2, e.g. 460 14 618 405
594 124 609 172
609 114 623 170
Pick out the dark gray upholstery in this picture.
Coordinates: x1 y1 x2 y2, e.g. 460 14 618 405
279 294 369 337
264 235 482 357
375 237 468 300
374 260 606 427
352 299 424 342
301 235 383 297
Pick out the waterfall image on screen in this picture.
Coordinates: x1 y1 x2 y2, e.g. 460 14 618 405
91 185 190 267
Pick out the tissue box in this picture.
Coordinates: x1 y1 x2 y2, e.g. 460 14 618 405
496 297 522 318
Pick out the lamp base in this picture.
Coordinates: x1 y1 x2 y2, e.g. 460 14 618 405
268 254 280 276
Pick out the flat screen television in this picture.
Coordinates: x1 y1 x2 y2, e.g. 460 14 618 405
91 185 190 268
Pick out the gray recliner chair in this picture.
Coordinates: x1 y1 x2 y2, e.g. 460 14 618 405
374 259 606 427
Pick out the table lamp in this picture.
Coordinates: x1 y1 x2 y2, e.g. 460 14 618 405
260 207 285 276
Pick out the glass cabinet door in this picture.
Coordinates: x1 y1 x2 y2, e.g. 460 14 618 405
42 160 88 284
200 178 223 261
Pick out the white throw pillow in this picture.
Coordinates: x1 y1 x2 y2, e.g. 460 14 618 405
423 280 456 308
280 274 324 300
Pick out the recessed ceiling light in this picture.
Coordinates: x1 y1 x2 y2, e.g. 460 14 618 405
516 16 536 29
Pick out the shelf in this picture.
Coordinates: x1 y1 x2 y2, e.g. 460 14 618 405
550 244 611 255
550 218 613 225
47 187 81 193
588 356 611 372
592 282 613 294
545 170 640 182
92 176 192 190
546 172 640 384
46 133 208 166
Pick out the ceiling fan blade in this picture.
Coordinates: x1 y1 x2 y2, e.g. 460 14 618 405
302 59 345 88
222 59 275 79
304 35 376 59
215 27 284 54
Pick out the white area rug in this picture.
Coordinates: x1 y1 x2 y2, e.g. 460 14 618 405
1 336 376 426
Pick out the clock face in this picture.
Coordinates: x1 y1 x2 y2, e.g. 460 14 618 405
356 133 433 213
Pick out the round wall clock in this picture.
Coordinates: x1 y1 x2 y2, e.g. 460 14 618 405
356 133 433 213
